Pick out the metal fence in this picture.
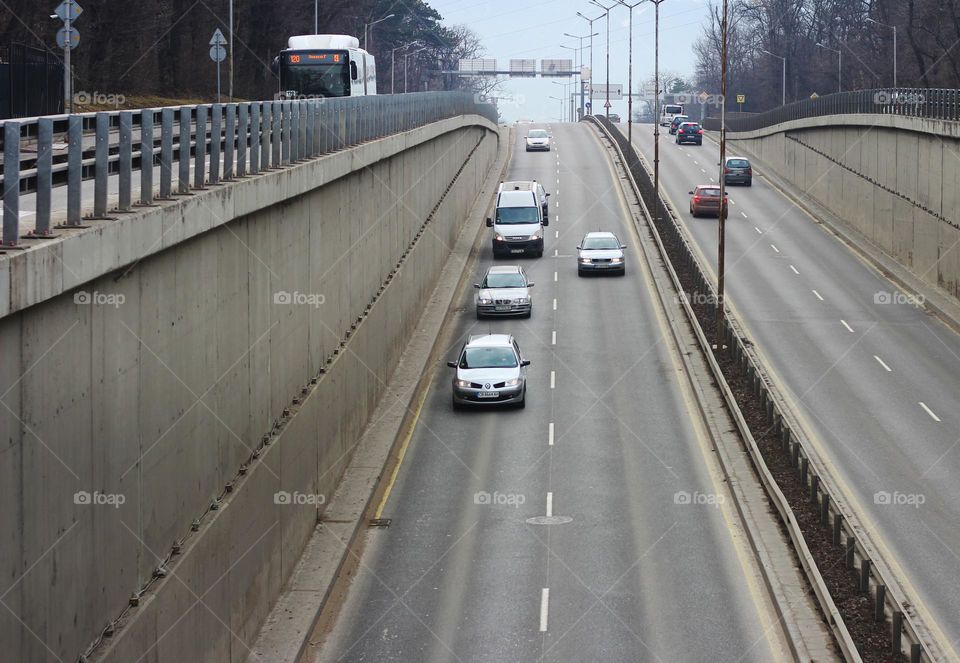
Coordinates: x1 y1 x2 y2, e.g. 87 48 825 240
0 43 64 120
703 88 959 133
0 91 497 247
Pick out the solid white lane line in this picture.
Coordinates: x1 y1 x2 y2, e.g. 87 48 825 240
552 298 557 310
741 211 748 218
548 422 554 446
546 492 553 518
874 355 892 372
539 588 550 632
812 290 824 301
841 320 855 333
550 371 556 388
551 330 557 345
729 199 735 205
919 402 942 422
754 227 762 235
790 265 800 275
770 244 780 253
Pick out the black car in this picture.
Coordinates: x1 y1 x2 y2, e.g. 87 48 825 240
675 122 702 145
668 115 689 135
723 157 753 186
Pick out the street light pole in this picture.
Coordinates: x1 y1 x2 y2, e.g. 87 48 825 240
761 49 786 106
717 0 729 345
364 13 395 52
618 1 643 146
591 0 616 118
314 0 318 33
549 95 564 122
404 46 426 93
816 42 842 92
562 35 595 120
867 17 897 89
228 0 233 101
577 12 603 115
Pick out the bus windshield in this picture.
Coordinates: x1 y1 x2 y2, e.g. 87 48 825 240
280 50 350 97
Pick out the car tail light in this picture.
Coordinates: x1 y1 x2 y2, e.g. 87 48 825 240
724 167 731 174
693 196 701 203
697 129 703 134
746 168 752 175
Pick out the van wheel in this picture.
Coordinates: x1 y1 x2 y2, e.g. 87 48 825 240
516 392 526 409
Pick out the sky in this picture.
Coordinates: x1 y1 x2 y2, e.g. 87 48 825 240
428 0 710 122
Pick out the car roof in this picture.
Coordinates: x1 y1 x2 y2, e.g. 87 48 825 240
486 265 523 274
679 121 699 125
583 231 618 239
725 156 750 162
497 190 537 207
500 181 539 192
466 333 514 347
695 184 725 192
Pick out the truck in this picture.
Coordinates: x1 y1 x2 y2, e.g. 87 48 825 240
273 34 377 99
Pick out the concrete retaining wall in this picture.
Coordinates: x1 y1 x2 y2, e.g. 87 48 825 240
729 115 960 300
0 115 499 663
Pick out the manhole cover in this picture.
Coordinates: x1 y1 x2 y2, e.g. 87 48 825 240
525 515 573 525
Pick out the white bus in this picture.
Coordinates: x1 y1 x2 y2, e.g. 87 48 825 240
659 103 684 126
274 34 377 99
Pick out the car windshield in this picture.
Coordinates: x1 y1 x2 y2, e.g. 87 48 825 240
672 116 688 124
681 124 700 131
497 207 540 224
528 130 549 138
727 159 749 168
484 273 526 288
582 236 620 250
460 346 519 369
664 105 683 115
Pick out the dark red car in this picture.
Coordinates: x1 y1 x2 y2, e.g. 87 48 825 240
689 185 729 217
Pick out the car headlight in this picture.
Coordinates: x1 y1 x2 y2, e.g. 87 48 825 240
504 378 521 387
580 257 592 264
494 233 505 241
454 379 472 388
610 257 623 264
478 298 493 305
530 230 542 240
515 297 530 304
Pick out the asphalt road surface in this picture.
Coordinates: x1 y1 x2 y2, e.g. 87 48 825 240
624 122 960 654
314 123 788 663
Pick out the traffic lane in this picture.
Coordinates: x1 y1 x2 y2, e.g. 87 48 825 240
533 123 779 661
625 125 960 647
317 127 563 663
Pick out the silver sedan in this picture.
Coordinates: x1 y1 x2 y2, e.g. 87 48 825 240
475 265 534 318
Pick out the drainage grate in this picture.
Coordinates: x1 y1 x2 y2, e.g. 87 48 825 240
368 518 392 528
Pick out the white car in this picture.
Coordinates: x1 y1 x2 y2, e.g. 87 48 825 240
475 265 534 318
525 129 551 152
577 231 626 276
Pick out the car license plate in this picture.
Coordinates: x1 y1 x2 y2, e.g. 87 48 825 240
495 305 512 311
510 249 524 254
477 391 499 398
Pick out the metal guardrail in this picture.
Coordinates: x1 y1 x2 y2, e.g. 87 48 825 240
590 114 945 663
0 92 497 248
703 88 959 132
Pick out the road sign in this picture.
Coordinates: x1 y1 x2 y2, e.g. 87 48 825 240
210 28 227 46
56 27 80 50
736 94 746 104
209 44 227 62
810 92 819 100
698 91 710 103
581 65 591 82
54 0 83 21
509 59 536 77
604 100 612 109
592 83 624 100
541 59 573 77
459 58 496 73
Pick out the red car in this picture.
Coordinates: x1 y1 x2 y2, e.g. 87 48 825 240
689 185 728 217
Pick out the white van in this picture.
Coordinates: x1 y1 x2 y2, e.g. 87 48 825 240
499 181 550 222
659 103 684 126
486 189 547 258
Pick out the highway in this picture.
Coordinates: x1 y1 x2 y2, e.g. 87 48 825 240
622 122 960 652
313 123 789 662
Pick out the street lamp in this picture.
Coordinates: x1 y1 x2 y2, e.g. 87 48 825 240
816 42 842 93
392 42 420 95
866 17 897 90
553 80 570 121
576 11 603 115
404 46 427 93
564 31 597 120
761 49 786 106
590 0 617 118
549 95 564 122
314 0 318 33
364 13 395 51
617 0 643 146
717 0 730 344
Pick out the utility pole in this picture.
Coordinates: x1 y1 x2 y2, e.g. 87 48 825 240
228 0 234 101
618 1 643 145
314 0 318 33
591 0 616 118
761 49 786 106
867 17 896 90
577 11 602 115
717 0 729 346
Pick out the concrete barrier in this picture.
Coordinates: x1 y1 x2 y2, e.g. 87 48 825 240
0 114 499 663
727 114 960 301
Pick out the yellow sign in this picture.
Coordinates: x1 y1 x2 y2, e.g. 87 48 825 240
810 92 819 100
736 94 746 104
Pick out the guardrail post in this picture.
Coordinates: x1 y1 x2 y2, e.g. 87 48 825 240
809 474 819 502
833 513 842 545
299 101 308 157
118 111 133 211
800 456 808 485
261 103 272 170
819 490 829 526
34 118 53 235
891 612 902 654
291 101 301 161
272 101 282 167
250 103 260 174
305 101 314 158
874 584 886 621
2 122 21 246
160 109 174 199
194 105 207 189
140 109 154 205
178 107 191 194
238 103 249 176
282 101 291 164
910 644 922 663
94 112 111 215
224 104 236 180
860 559 871 592
846 536 856 569
67 115 82 224
210 104 222 184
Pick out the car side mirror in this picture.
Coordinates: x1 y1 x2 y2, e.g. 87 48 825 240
621 244 627 249
521 360 531 367
542 218 549 226
527 282 535 287
687 190 694 195
446 361 457 368
545 192 551 196
576 245 582 250
486 218 493 227
473 283 480 289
